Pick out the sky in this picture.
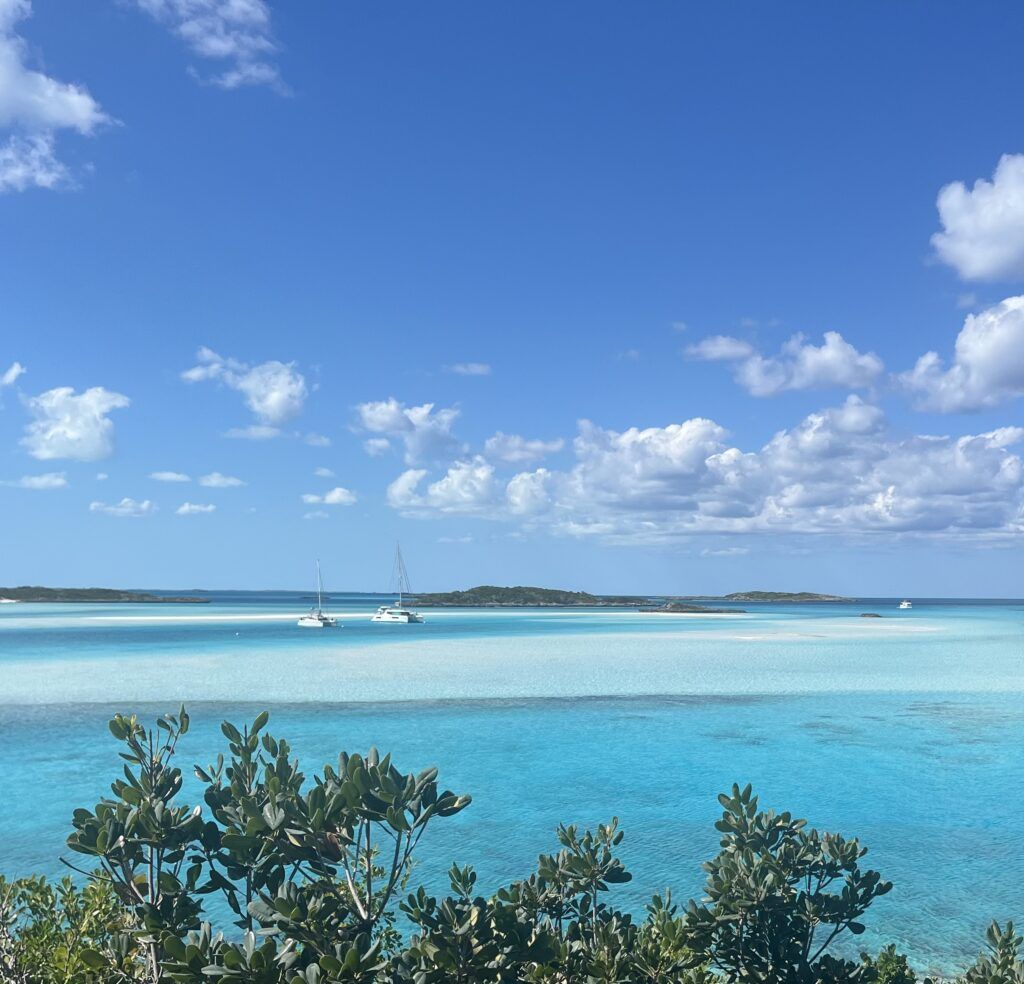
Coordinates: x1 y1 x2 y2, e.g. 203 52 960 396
2 0 1024 596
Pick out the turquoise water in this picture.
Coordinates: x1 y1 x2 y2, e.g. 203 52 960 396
1 595 1022 975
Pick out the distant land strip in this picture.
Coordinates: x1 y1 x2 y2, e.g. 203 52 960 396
408 585 844 607
0 587 209 604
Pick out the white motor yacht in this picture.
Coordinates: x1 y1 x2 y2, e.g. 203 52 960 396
298 560 338 628
371 543 424 624
899 599 912 610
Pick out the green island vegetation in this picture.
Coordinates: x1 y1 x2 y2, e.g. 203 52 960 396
1 708 1019 983
0 587 208 604
681 591 854 603
409 585 651 607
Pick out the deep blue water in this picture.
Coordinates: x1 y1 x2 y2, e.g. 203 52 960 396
0 595 1022 975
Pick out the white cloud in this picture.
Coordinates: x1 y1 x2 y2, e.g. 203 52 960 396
183 348 307 427
932 154 1024 281
446 362 491 376
198 471 244 487
1 471 66 489
313 466 334 478
303 432 331 447
225 424 280 440
89 497 156 517
0 132 67 192
356 398 463 464
21 386 130 461
363 437 391 457
483 431 565 464
901 296 1024 411
1 361 25 386
438 534 473 543
686 335 755 361
303 510 328 520
150 470 190 482
0 1 108 193
95 472 108 481
701 546 749 557
176 501 215 515
301 486 356 506
388 457 499 515
131 0 283 90
382 397 1024 541
687 331 883 396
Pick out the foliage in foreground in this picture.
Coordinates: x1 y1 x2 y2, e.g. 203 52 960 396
0 708 1020 984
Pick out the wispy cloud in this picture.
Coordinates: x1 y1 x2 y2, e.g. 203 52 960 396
1 361 26 387
150 470 191 482
446 362 491 376
130 0 285 91
1 471 67 490
176 501 215 515
198 471 245 488
301 486 356 506
89 497 156 517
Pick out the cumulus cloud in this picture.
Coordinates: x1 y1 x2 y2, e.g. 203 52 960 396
0 1 108 193
446 362 491 376
356 398 464 465
198 471 244 487
901 296 1024 411
1 361 25 387
151 470 190 482
313 466 334 478
301 486 356 506
183 347 307 428
932 154 1024 281
686 331 883 396
1 471 66 489
387 458 499 515
383 396 1024 541
89 497 156 517
130 0 283 90
176 501 215 515
21 386 130 461
483 432 564 464
363 437 391 457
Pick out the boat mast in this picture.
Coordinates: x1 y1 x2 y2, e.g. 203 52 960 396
394 542 410 608
316 559 323 613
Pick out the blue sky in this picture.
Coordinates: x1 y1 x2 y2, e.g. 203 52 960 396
2 0 1024 595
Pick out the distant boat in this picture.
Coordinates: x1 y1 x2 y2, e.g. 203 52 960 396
298 560 338 628
899 600 912 610
371 542 424 624
0 598 18 604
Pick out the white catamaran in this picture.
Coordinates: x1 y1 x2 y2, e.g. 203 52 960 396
371 543 424 624
297 560 338 628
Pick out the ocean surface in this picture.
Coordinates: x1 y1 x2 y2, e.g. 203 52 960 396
1 593 1022 975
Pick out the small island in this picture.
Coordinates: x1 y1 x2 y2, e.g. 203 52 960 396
0 586 209 604
409 585 649 607
679 590 853 603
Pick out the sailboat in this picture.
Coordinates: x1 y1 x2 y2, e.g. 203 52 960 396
371 542 425 624
297 560 338 628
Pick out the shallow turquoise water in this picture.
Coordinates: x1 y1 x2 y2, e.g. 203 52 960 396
1 595 1022 975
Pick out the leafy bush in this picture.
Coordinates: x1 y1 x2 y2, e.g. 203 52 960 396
0 707 1017 983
